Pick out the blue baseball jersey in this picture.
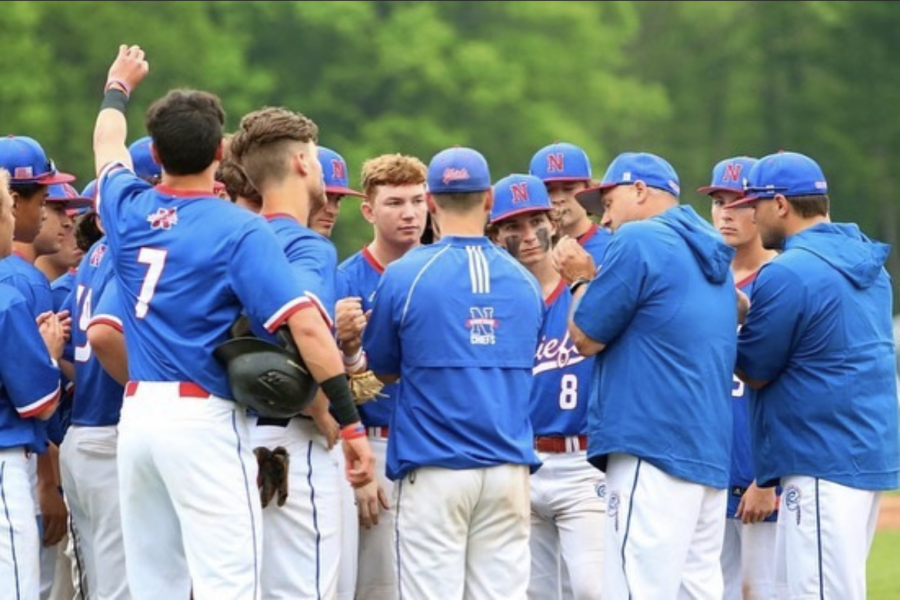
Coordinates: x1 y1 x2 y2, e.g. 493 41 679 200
727 273 777 521
48 270 77 443
62 238 126 427
0 283 61 453
51 270 76 313
737 223 900 490
97 165 314 398
249 214 338 341
363 235 544 481
337 246 396 428
574 206 736 489
531 279 594 436
0 253 54 318
578 223 612 266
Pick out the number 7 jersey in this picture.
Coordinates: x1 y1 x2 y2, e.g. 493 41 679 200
96 165 313 398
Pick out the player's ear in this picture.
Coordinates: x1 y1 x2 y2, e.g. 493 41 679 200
483 188 494 213
426 193 438 214
774 194 790 217
360 198 376 224
213 139 225 163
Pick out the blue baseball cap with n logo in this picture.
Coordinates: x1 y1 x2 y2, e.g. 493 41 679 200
698 156 758 195
490 174 552 224
318 146 363 197
529 142 592 182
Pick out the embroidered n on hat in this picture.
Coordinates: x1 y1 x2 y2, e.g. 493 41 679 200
529 142 592 182
728 151 828 207
697 156 758 195
0 135 75 185
490 174 553 224
318 147 363 197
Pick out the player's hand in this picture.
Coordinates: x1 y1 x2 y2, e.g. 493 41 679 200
36 311 65 360
106 44 150 94
305 393 339 450
341 431 376 488
355 480 390 529
335 297 368 354
735 481 777 524
55 309 72 342
38 484 67 546
551 236 596 284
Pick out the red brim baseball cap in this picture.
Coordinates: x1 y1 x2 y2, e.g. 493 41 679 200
723 195 761 208
326 185 365 198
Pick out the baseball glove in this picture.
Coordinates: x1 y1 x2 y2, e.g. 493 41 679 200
254 446 290 508
349 370 387 405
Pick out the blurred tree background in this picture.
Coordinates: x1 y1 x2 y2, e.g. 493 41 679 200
2 0 898 309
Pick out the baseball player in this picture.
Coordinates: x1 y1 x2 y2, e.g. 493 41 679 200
555 152 736 598
57 218 131 600
334 152 429 600
487 173 605 600
0 136 75 598
732 151 899 599
227 107 347 600
92 45 372 599
363 146 543 599
699 156 784 599
0 167 65 600
309 146 365 238
529 142 611 265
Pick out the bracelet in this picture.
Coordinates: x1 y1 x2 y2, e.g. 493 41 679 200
342 348 367 373
340 422 366 440
569 277 592 295
104 78 132 98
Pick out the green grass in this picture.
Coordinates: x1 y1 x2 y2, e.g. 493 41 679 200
869 530 900 599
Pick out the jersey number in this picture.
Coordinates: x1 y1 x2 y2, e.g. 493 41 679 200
74 285 93 362
559 373 578 410
136 248 168 319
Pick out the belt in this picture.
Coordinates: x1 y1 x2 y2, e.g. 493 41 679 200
124 381 210 398
534 435 587 453
257 417 291 427
367 426 390 439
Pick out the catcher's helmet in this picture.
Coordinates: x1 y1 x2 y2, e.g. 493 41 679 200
214 336 318 418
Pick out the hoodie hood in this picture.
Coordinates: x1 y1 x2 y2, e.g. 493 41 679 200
654 205 735 284
786 223 890 289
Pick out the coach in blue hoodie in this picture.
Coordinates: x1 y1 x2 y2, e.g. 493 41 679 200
553 152 738 599
730 151 899 600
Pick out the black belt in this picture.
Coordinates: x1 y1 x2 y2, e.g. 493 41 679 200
256 415 312 427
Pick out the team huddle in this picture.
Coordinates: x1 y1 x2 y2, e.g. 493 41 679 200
1 43 897 600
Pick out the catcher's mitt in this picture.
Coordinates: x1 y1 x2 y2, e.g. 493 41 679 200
349 370 387 405
255 446 290 508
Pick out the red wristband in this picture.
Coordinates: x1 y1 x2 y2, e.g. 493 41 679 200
340 423 366 440
105 79 132 98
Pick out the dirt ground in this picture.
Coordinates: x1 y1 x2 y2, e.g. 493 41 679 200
878 494 900 530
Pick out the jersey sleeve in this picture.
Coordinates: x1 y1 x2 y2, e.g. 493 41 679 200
89 277 125 333
573 229 644 345
96 163 150 250
282 234 337 327
0 292 61 417
362 268 402 376
736 263 805 382
227 220 313 334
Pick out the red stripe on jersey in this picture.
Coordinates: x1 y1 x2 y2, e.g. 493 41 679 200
18 384 61 418
362 246 385 274
264 296 315 333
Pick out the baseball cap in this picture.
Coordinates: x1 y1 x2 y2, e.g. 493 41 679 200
489 174 553 224
81 179 98 200
529 142 592 183
427 147 491 194
697 156 758 195
575 152 681 216
128 136 162 181
0 135 75 185
46 183 93 214
318 147 364 198
728 151 828 207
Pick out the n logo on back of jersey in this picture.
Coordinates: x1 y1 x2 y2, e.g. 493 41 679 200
467 306 497 345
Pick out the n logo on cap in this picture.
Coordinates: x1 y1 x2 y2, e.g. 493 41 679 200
723 163 743 183
330 159 345 181
547 153 564 173
510 182 529 204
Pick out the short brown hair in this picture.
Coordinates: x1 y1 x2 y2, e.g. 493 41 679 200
786 194 829 218
228 107 319 192
360 154 427 201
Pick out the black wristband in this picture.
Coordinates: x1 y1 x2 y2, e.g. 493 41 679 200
320 374 360 427
100 89 129 114
569 277 592 295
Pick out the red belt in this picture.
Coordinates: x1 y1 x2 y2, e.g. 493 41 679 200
534 435 588 453
124 381 210 398
366 426 390 439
